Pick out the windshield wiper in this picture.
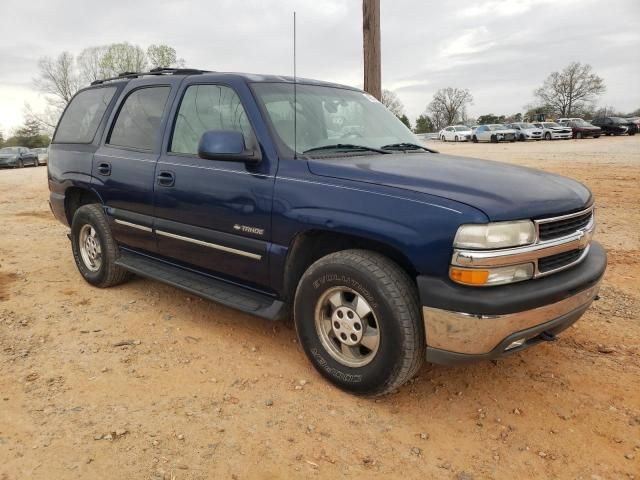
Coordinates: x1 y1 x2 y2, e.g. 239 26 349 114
302 144 389 155
381 142 439 153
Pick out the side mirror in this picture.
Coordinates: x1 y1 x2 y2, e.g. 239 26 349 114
197 130 261 163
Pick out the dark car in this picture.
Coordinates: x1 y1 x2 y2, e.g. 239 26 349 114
560 119 601 139
590 117 638 136
0 146 39 168
47 68 606 396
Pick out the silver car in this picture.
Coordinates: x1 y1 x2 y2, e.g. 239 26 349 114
507 122 543 141
533 122 572 140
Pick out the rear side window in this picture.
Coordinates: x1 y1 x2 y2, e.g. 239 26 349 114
108 87 171 151
54 87 116 143
171 85 254 155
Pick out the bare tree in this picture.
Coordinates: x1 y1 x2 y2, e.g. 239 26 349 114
427 87 473 129
77 46 110 84
534 62 605 117
381 89 405 117
34 52 81 109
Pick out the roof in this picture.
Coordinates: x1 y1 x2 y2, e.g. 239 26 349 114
90 67 358 91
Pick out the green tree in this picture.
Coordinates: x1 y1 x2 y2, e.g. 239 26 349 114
414 114 434 133
147 44 185 69
12 119 51 148
477 114 506 124
0 131 4 148
398 114 411 129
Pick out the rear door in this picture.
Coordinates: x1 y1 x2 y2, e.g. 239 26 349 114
92 77 180 253
153 79 276 289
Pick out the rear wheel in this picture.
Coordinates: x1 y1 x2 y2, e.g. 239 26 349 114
17 159 24 168
454 136 459 142
71 204 130 288
472 135 478 143
576 132 583 139
490 134 498 143
294 250 424 396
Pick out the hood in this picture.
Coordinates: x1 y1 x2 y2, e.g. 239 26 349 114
307 153 592 221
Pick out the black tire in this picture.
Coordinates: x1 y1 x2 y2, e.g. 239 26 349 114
490 134 497 143
594 135 600 138
294 250 424 396
545 132 552 140
472 135 478 143
629 132 636 136
71 204 130 288
17 159 24 168
576 132 583 139
454 136 459 142
441 135 446 142
519 134 525 142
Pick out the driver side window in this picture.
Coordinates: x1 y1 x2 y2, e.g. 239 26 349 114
171 84 255 155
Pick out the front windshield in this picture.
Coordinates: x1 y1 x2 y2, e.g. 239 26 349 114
489 124 507 130
610 117 626 123
454 126 469 131
543 122 559 127
574 119 591 126
0 147 19 153
518 123 536 128
252 83 418 155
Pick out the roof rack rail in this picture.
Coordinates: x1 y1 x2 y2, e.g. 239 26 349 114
90 68 210 86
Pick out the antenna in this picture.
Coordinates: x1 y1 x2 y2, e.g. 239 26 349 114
293 11 297 159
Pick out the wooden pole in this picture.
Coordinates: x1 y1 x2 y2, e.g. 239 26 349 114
363 0 381 100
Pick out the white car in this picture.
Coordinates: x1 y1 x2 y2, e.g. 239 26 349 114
507 122 543 141
533 122 573 140
439 125 472 142
472 124 517 143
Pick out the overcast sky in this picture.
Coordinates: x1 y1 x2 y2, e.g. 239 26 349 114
1 0 639 133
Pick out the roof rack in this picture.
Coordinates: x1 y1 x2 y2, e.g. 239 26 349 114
90 68 210 85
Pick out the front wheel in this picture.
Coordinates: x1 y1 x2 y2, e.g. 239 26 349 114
71 204 130 288
545 132 552 140
472 135 478 143
294 250 424 396
454 136 459 142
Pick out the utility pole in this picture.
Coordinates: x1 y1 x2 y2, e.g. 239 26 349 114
363 0 381 100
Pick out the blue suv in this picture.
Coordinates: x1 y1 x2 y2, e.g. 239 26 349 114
48 68 606 396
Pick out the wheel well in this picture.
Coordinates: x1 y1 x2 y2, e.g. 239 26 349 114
64 187 101 225
282 230 418 302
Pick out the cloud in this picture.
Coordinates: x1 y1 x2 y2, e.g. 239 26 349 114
0 0 638 131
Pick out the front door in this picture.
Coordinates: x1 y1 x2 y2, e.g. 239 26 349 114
153 80 275 289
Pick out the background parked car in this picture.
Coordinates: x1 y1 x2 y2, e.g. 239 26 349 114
30 147 49 166
559 119 601 139
0 146 39 168
590 117 638 136
472 124 516 143
439 125 472 142
507 122 543 141
533 122 573 140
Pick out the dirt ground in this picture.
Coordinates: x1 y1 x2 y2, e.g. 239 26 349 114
1 136 639 480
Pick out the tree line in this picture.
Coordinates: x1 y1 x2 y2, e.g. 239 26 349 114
402 62 637 133
0 42 185 149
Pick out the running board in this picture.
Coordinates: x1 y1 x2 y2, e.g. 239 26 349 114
115 250 287 321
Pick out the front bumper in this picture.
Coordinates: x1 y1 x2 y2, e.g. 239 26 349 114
0 158 17 167
419 240 606 364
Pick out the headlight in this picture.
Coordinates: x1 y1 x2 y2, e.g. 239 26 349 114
453 220 536 249
450 263 534 286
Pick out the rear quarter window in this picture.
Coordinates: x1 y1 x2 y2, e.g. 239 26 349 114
53 87 117 143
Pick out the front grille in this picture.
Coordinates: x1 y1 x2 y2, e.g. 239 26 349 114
538 249 583 273
538 210 593 241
